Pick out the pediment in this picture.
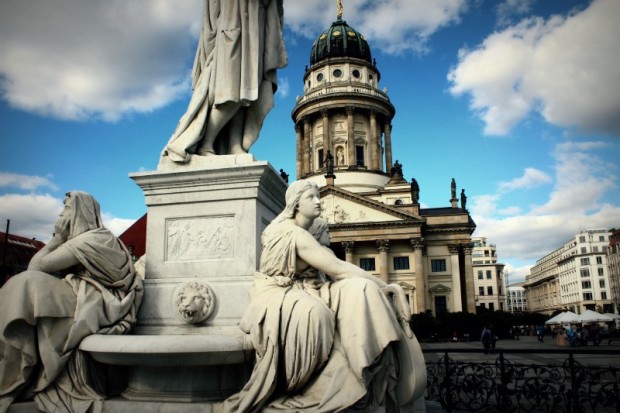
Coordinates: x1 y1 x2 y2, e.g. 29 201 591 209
319 186 420 225
429 284 451 294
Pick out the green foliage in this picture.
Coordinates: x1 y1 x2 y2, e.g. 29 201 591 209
410 309 549 340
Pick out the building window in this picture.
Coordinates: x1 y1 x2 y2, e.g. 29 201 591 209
478 271 483 280
487 286 493 295
582 281 592 289
580 269 590 277
580 258 590 265
435 296 447 314
601 292 607 299
431 259 446 272
600 279 606 288
596 256 603 265
583 292 593 300
317 73 324 82
352 69 361 79
593 246 599 252
599 235 605 241
479 286 484 296
393 256 410 270
581 247 587 253
484 250 489 257
489 303 495 311
359 258 375 271
598 268 605 276
333 68 343 78
355 145 365 166
486 270 492 279
579 236 586 242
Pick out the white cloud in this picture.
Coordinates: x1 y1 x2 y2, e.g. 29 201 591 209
0 0 200 121
0 172 58 191
471 140 620 265
285 0 468 54
498 167 552 192
0 193 62 241
0 192 139 241
277 77 290 99
496 0 535 27
448 0 620 137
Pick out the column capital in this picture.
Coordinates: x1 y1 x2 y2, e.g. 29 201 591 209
376 239 390 252
346 106 355 115
321 109 329 118
410 237 425 250
295 123 302 133
448 243 461 255
370 110 377 119
341 241 356 252
303 116 312 125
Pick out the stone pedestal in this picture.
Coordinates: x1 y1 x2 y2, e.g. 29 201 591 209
130 155 286 334
77 156 287 404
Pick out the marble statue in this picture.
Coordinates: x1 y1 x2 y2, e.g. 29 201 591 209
0 192 143 413
410 178 420 203
460 189 467 211
223 180 426 413
391 159 403 177
451 178 456 199
161 0 287 162
324 150 334 175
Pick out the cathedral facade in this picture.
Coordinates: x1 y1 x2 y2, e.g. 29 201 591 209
291 14 477 315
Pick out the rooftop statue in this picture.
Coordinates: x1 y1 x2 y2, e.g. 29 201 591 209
223 180 426 412
161 0 287 162
451 178 457 199
0 192 143 413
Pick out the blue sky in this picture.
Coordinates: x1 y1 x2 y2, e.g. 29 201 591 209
1 0 619 283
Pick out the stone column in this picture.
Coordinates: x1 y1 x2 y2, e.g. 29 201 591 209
342 241 355 263
463 244 476 313
295 124 302 179
410 238 426 313
346 107 355 166
321 109 330 162
377 121 383 172
303 117 311 174
370 111 378 170
376 239 390 283
384 122 393 173
448 244 463 312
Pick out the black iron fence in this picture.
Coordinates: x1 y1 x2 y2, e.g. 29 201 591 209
424 348 620 413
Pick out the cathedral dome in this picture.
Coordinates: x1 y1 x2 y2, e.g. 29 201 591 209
310 18 372 65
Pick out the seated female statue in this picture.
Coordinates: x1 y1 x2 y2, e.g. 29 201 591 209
0 191 143 413
224 180 425 413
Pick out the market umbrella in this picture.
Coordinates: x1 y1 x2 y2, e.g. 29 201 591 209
578 309 614 323
604 313 620 319
545 311 578 325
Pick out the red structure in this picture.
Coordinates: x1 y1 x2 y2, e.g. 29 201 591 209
119 214 147 261
0 231 46 286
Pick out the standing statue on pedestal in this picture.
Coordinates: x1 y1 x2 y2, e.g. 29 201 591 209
161 0 287 162
223 180 426 413
390 160 403 177
324 150 335 175
0 192 143 413
461 189 467 211
451 177 457 199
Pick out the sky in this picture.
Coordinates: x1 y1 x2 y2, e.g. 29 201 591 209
1 0 619 284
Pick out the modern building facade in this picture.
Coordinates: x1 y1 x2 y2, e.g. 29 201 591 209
291 12 476 315
507 283 528 313
471 237 506 312
525 229 613 315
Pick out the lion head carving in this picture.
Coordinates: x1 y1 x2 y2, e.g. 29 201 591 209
174 281 214 324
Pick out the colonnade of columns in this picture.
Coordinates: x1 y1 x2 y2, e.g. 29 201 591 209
294 108 393 179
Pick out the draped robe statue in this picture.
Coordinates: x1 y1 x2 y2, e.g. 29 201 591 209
161 0 287 162
0 192 143 413
223 180 426 413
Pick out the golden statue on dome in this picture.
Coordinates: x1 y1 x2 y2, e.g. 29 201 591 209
337 0 343 19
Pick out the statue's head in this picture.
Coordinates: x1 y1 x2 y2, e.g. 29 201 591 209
58 191 103 239
280 179 320 220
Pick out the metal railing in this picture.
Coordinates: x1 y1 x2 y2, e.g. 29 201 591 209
424 348 620 413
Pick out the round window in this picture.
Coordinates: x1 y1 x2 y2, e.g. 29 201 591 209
317 73 324 82
333 69 343 78
368 74 373 81
352 69 360 78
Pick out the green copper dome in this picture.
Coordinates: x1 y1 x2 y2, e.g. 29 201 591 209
310 18 372 65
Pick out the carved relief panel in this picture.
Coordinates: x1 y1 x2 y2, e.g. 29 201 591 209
165 215 234 262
